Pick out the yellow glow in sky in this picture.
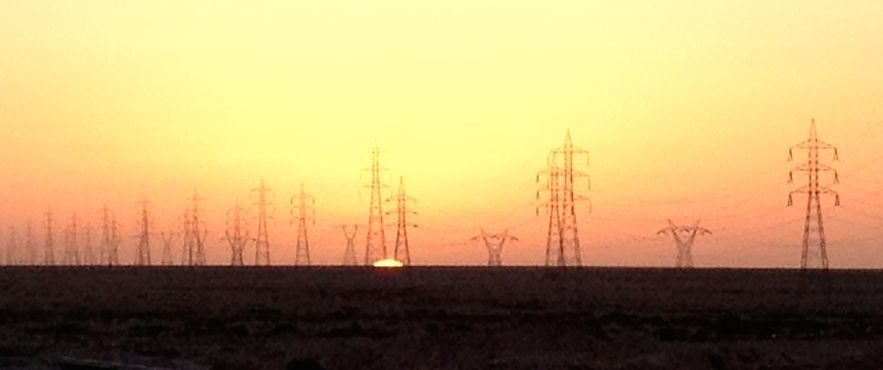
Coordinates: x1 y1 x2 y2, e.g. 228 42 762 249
2 1 883 267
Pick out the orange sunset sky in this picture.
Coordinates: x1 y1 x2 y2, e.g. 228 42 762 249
1 1 883 267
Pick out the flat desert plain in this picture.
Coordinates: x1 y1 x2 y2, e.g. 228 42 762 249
0 267 882 369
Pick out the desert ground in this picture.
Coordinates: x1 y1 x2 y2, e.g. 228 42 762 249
0 267 882 369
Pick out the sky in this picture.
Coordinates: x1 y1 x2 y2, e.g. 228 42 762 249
1 1 883 267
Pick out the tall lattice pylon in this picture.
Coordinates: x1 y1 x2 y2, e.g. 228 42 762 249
182 191 208 266
180 208 193 265
25 220 36 265
363 146 388 264
135 197 152 266
251 179 273 266
160 231 175 266
63 213 80 266
44 210 55 266
537 152 564 266
100 206 120 266
471 228 518 267
341 225 359 265
225 202 249 266
788 119 840 270
657 220 711 268
291 184 314 266
388 177 417 265
5 225 17 266
552 129 590 266
81 224 95 266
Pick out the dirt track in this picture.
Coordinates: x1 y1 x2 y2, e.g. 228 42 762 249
1 267 882 369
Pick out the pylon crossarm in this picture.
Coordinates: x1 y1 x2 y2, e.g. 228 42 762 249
789 185 811 196
815 140 837 151
789 163 813 173
790 141 811 152
818 187 841 206
570 170 589 177
816 163 837 172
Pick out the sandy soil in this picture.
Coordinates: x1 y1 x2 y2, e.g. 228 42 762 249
0 267 882 369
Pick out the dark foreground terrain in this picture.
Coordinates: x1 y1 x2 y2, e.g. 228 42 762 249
1 267 883 369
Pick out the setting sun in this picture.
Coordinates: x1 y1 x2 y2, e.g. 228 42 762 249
372 259 405 268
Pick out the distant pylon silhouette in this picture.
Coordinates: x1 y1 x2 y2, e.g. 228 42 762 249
181 208 193 265
788 119 840 270
388 177 417 265
251 179 273 266
471 228 518 267
82 224 95 265
363 146 388 265
5 225 17 266
100 206 120 266
160 231 175 266
183 191 208 266
25 220 36 265
537 152 563 266
291 184 314 266
63 213 80 266
657 220 711 268
341 225 359 266
225 202 249 266
44 210 54 266
552 129 590 267
135 197 152 266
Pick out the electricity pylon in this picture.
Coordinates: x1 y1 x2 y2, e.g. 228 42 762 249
788 119 840 270
387 177 417 265
471 228 518 267
251 179 273 266
340 225 359 266
180 208 193 265
25 220 36 265
183 191 208 266
44 210 54 266
363 146 388 265
225 202 249 266
552 129 590 267
160 231 175 266
291 184 314 266
657 220 711 268
135 197 152 266
537 151 563 266
63 213 80 266
5 226 17 266
100 206 120 266
82 224 95 265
